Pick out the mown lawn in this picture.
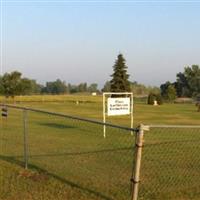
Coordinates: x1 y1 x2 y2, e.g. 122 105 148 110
0 95 200 200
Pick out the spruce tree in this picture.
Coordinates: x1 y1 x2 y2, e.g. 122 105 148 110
110 54 130 92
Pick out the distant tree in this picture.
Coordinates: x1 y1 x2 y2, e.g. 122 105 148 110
0 76 4 95
2 71 22 98
130 81 160 96
175 65 200 97
102 81 111 92
67 84 72 93
78 83 87 93
88 83 98 93
175 72 190 97
43 79 67 94
131 81 146 95
1 71 43 96
160 81 172 98
110 54 130 92
68 83 78 94
30 80 43 94
19 78 32 95
184 65 200 97
148 86 161 95
166 84 177 102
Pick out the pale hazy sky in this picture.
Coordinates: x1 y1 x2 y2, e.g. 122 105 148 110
1 1 200 88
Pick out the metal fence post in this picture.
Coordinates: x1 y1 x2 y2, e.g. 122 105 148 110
132 124 149 200
23 109 28 169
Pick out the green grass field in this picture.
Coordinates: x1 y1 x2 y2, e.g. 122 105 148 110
0 95 200 200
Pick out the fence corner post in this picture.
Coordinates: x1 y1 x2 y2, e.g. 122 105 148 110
132 124 149 200
23 109 29 169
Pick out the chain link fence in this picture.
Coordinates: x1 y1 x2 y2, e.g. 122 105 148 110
0 104 137 200
1 104 200 200
138 125 200 200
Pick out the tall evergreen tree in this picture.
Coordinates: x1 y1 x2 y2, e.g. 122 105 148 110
110 54 130 92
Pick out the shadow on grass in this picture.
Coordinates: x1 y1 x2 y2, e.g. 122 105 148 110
38 122 75 129
7 147 132 159
0 153 119 200
30 146 132 158
36 121 100 135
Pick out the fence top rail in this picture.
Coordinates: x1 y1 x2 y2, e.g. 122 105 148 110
149 124 200 128
0 103 138 132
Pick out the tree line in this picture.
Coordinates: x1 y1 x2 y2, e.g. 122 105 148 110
0 70 157 98
0 54 199 101
0 54 159 98
160 65 200 101
106 54 200 102
146 65 200 104
0 71 99 98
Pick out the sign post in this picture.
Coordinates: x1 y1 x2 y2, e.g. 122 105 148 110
103 92 133 138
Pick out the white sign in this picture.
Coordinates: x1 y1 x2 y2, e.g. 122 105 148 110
107 97 130 116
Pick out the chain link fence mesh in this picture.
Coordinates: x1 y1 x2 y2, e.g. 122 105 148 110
138 126 200 200
0 105 136 200
1 105 200 200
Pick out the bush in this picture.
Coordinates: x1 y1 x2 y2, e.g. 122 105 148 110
156 93 163 105
147 93 163 105
148 93 156 105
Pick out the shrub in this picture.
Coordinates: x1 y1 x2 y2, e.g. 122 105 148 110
147 93 163 105
156 93 163 105
148 93 156 105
